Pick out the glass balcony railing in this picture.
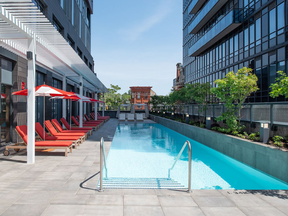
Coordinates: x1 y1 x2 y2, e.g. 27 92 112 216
189 10 243 57
188 0 205 14
188 0 229 34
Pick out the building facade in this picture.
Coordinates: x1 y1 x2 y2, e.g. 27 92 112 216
130 86 152 110
0 0 106 145
173 63 185 91
183 0 288 102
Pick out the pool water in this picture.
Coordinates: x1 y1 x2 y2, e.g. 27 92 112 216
104 123 288 190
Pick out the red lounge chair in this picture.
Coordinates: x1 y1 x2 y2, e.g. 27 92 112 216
90 112 109 122
71 116 100 130
35 122 80 148
51 119 91 137
60 118 94 132
45 120 85 143
3 125 73 157
98 112 110 120
76 115 103 125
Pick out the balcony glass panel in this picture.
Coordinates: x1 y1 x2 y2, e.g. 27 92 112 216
189 10 242 56
188 0 219 33
188 0 205 14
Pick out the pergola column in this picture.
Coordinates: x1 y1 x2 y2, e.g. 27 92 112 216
102 93 104 117
94 92 98 120
79 76 83 127
62 75 66 120
83 89 87 115
27 35 36 164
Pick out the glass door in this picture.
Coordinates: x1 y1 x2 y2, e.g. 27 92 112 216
1 84 11 145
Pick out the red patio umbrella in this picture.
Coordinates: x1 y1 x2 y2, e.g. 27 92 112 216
13 84 73 140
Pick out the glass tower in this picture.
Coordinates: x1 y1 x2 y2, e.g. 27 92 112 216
183 0 288 102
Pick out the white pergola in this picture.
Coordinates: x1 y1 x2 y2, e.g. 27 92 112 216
0 0 107 163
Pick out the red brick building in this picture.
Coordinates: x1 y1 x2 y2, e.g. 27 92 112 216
130 86 152 110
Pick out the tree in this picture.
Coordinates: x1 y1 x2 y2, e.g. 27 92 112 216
186 82 211 123
105 84 122 110
211 67 258 132
270 71 288 98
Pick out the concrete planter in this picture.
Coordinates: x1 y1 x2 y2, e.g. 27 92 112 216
150 115 288 183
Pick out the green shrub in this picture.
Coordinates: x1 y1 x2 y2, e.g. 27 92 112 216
254 137 260 141
243 132 248 137
199 123 205 128
231 131 239 135
273 135 283 147
237 134 246 139
189 120 194 125
217 127 226 133
212 127 219 131
256 132 260 136
285 135 288 142
248 133 256 140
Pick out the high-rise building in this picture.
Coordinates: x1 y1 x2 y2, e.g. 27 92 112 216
183 0 288 102
173 63 185 91
0 0 107 145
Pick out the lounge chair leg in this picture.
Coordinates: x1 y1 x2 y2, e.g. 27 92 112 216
74 142 77 149
70 147 72 153
65 148 68 157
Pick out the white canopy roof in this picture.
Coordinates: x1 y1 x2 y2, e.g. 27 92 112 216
0 0 107 92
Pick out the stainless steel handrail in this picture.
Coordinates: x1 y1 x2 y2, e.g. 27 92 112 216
99 137 107 192
168 140 192 193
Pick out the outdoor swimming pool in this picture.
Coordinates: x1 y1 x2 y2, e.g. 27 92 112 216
103 123 288 190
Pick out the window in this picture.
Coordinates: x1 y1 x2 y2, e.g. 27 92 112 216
53 15 64 35
32 0 45 13
89 63 93 70
84 56 88 65
277 3 285 30
67 34 75 49
137 93 140 99
77 47 82 58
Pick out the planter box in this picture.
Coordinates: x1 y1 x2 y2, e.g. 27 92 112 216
150 115 288 183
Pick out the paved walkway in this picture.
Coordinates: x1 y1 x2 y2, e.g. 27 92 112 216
0 119 287 215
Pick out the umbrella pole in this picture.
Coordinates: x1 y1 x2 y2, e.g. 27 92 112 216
43 96 45 141
70 99 72 130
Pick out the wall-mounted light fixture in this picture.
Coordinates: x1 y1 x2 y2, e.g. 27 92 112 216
206 116 211 129
186 113 189 124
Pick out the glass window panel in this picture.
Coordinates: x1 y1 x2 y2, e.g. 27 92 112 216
269 64 276 86
262 13 268 37
277 3 285 30
255 18 261 41
277 47 285 61
269 9 276 34
250 24 254 43
256 68 262 91
277 61 285 73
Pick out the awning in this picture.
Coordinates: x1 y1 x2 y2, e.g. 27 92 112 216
0 0 107 92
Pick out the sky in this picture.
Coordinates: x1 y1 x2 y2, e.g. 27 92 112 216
91 0 182 96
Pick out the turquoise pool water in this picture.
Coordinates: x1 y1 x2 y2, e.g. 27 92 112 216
105 123 288 189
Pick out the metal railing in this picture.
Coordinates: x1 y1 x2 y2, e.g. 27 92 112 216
155 102 288 128
99 137 107 192
168 140 192 193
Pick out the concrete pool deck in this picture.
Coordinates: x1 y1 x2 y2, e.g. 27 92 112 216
0 118 287 215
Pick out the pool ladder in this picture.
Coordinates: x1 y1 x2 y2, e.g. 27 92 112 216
168 140 192 193
99 137 107 192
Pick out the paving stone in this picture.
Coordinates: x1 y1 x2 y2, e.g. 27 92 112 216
276 206 288 215
124 195 160 206
41 204 85 216
158 195 197 207
38 171 73 181
50 192 90 205
256 193 288 206
82 205 123 216
0 191 23 204
87 194 123 205
227 194 271 206
192 196 235 207
69 171 89 180
1 204 47 216
201 207 246 216
0 204 11 215
239 206 286 216
25 180 66 191
123 189 157 195
16 191 57 204
162 206 204 216
124 206 164 216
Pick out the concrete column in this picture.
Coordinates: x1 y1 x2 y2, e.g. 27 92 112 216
102 93 104 117
94 92 98 120
79 76 83 127
62 75 66 120
27 35 36 164
83 89 87 115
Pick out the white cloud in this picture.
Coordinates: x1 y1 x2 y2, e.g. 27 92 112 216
119 0 173 41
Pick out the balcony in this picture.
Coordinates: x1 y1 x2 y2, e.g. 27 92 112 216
188 0 206 14
189 10 243 57
188 0 229 34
